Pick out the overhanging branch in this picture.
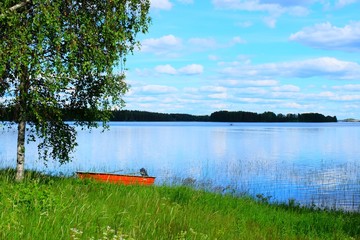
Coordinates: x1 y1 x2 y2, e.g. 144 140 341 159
0 0 32 18
9 0 32 12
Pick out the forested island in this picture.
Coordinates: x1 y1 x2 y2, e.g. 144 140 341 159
209 111 337 122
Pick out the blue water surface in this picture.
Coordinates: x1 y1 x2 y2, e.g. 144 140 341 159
1 122 359 211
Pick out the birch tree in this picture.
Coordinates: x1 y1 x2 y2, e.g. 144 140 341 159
0 0 150 181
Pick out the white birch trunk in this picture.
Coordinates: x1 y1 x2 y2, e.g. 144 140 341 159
15 120 26 181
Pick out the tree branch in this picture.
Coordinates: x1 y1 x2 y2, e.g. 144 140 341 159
0 0 32 18
9 0 32 12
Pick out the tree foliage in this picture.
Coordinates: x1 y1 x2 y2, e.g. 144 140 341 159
0 0 151 180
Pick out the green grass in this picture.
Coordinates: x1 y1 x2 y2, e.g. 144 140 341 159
1 168 359 240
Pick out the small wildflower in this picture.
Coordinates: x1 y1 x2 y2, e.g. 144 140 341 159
70 228 83 240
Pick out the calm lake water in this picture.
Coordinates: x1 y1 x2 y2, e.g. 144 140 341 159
1 122 360 211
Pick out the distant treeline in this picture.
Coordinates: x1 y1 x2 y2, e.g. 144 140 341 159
209 111 337 122
110 110 210 122
0 108 337 122
109 110 337 122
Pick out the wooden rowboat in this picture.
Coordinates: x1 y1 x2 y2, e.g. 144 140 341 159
76 171 155 185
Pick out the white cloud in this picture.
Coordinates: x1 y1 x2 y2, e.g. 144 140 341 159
236 87 268 95
236 21 253 28
272 85 300 92
189 36 246 50
135 96 159 102
142 35 245 56
154 64 177 75
208 55 219 61
154 64 204 75
237 97 269 103
290 21 360 52
263 16 277 28
178 64 204 75
333 95 360 101
333 84 360 91
241 80 279 86
150 0 193 10
210 103 230 110
213 0 319 13
177 0 193 4
188 38 218 49
222 79 279 87
212 0 309 27
213 0 281 12
231 36 247 44
316 91 360 101
183 87 198 93
151 0 173 10
335 0 357 8
329 95 360 102
200 86 227 93
208 92 228 99
220 57 360 80
138 85 178 94
282 102 304 109
258 0 315 7
141 35 182 55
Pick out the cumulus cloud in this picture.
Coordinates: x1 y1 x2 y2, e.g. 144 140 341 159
177 0 193 4
243 79 279 86
212 0 309 27
236 21 253 28
138 85 178 94
189 36 246 50
208 55 219 61
151 0 173 10
154 64 177 75
213 0 279 12
334 95 360 101
141 35 182 55
318 91 360 101
259 0 315 7
154 64 204 75
178 64 204 75
281 102 304 109
236 87 268 95
223 79 279 87
231 36 247 44
263 16 277 28
335 0 357 8
290 21 360 52
272 85 300 92
188 38 218 49
141 35 244 56
150 0 194 10
208 92 228 99
200 86 227 93
332 84 360 91
220 57 360 80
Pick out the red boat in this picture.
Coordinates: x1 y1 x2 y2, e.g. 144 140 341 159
76 171 155 186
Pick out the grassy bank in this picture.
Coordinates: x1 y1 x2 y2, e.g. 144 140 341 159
1 169 359 240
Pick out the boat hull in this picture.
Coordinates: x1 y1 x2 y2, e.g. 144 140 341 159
76 171 155 185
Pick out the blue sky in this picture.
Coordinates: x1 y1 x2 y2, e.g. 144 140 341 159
120 0 360 119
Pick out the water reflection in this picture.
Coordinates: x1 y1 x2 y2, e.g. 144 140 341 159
0 122 359 211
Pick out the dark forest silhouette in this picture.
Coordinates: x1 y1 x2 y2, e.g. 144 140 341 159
0 108 337 122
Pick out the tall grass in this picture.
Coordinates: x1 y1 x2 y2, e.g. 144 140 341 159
0 168 359 239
